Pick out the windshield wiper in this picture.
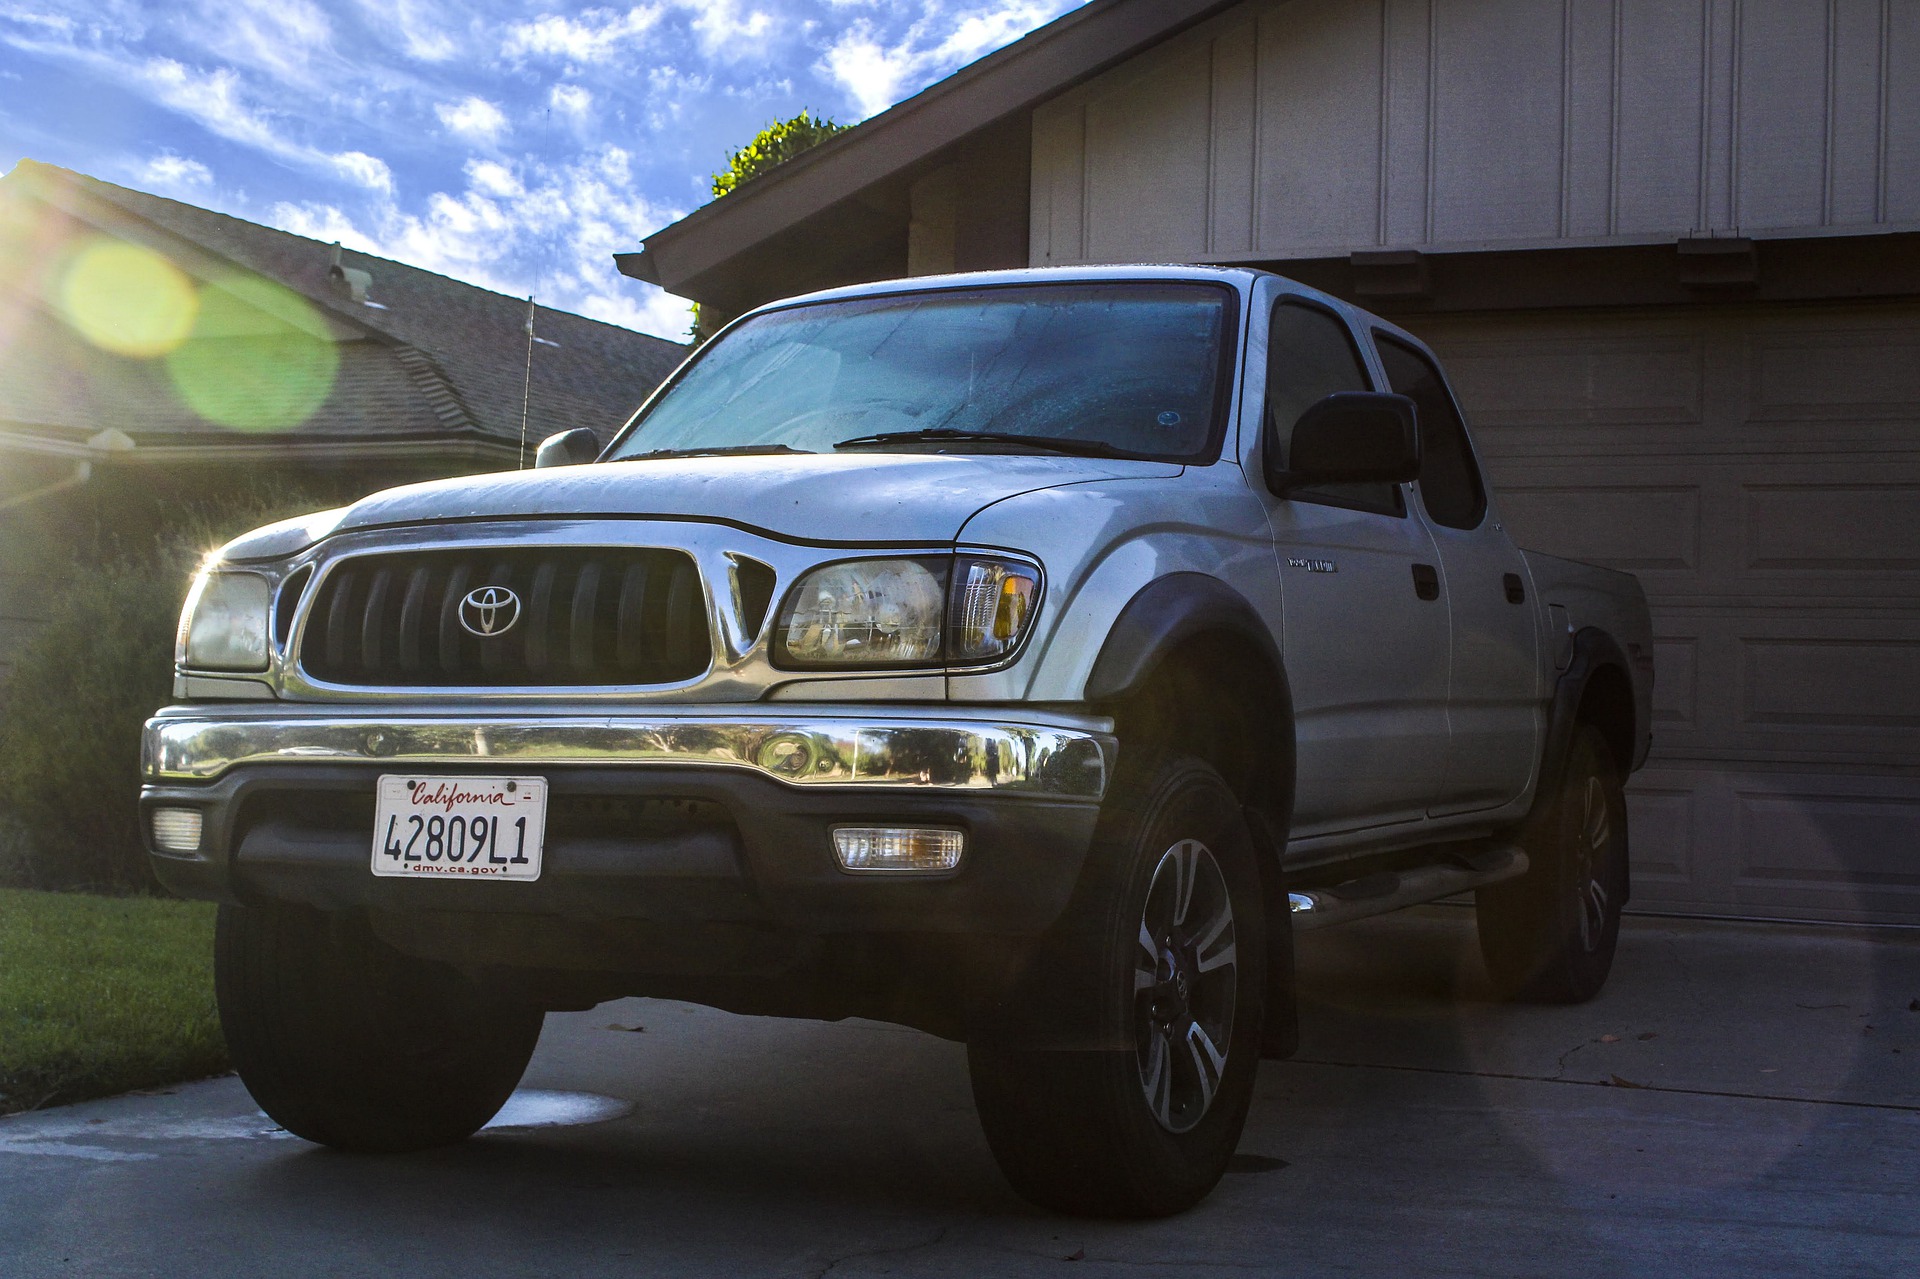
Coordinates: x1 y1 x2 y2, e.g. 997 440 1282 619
832 428 1138 459
627 444 811 460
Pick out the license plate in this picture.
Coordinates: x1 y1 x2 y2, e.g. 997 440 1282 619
371 775 547 881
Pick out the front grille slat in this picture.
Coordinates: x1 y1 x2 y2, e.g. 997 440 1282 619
437 561 471 676
360 567 393 674
664 560 698 672
396 565 431 672
302 548 709 688
525 561 557 675
617 560 650 672
325 567 358 671
570 562 601 675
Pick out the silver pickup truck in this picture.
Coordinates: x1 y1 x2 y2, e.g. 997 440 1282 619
142 265 1652 1217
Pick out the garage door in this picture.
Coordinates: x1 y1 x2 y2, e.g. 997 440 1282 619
1414 301 1920 926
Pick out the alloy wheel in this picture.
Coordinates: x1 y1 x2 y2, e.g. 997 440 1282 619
1133 838 1238 1133
1573 774 1613 953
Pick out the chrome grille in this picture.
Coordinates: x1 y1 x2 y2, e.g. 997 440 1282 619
299 548 710 687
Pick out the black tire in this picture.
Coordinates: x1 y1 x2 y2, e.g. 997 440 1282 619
968 756 1266 1218
215 904 545 1153
1477 724 1627 1003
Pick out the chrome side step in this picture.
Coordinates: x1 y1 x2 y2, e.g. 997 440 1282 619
1287 846 1529 932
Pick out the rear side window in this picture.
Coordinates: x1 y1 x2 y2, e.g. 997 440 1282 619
1266 300 1402 517
1376 334 1486 530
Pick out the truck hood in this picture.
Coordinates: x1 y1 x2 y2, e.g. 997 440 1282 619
323 453 1182 547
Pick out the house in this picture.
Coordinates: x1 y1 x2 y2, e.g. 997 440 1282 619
0 159 687 677
619 0 1920 927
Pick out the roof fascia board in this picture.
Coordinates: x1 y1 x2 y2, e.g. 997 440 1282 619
76 439 518 466
634 0 1239 292
2 422 518 465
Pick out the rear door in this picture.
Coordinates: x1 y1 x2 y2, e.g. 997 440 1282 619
1254 294 1451 837
1373 332 1542 815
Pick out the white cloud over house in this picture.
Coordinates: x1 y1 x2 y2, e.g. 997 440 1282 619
436 96 510 144
137 152 213 190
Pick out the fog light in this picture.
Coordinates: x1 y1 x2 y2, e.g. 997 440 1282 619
151 808 203 854
832 826 964 873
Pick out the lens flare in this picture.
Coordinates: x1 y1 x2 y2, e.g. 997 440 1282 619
57 239 199 358
165 275 339 432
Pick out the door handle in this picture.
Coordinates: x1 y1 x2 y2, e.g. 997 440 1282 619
1411 563 1440 601
1504 572 1526 604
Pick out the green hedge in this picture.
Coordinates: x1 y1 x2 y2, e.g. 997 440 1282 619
0 480 356 893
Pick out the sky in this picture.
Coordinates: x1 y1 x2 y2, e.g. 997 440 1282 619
0 1 1084 342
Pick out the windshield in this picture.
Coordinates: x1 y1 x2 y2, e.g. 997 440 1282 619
607 282 1236 463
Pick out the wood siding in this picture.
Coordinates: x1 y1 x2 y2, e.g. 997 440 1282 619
1031 0 1920 266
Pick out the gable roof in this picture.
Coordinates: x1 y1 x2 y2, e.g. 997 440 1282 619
1 160 687 464
618 0 1235 307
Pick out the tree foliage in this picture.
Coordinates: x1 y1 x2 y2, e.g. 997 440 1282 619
691 110 851 341
710 109 849 200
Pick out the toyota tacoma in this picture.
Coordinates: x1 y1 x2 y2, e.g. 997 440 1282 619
142 266 1652 1217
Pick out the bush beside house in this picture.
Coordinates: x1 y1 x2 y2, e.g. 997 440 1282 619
0 477 359 892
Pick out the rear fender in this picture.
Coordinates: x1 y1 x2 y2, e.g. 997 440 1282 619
1529 627 1639 902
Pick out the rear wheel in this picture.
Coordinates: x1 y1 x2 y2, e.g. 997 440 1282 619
215 904 544 1152
968 757 1266 1218
1477 724 1627 1003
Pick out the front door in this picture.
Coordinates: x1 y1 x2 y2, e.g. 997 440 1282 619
1256 296 1452 837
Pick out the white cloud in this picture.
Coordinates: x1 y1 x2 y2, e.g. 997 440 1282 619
189 0 337 93
549 83 592 118
465 158 523 197
361 0 460 63
436 95 508 143
822 2 1069 120
141 58 394 191
819 26 905 120
503 6 663 64
269 201 378 253
684 0 774 60
329 150 394 191
572 281 697 339
268 144 690 341
138 151 213 190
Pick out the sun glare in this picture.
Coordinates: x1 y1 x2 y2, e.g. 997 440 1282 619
165 275 340 432
57 239 199 358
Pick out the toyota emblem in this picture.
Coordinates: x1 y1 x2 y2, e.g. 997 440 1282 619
459 586 521 637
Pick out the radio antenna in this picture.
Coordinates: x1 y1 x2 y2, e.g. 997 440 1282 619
518 295 536 468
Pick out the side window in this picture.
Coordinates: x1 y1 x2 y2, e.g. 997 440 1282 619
1375 334 1487 530
1266 299 1403 517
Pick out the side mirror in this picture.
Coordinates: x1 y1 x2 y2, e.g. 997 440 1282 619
535 428 600 469
1266 392 1420 493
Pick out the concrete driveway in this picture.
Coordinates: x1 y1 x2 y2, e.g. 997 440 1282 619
2 908 1915 1278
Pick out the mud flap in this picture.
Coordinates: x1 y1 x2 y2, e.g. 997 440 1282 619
1245 807 1300 1060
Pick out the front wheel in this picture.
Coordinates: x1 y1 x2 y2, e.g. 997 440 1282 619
968 757 1266 1218
215 904 545 1152
1477 724 1628 1003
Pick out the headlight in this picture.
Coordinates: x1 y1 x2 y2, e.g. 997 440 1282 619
176 570 272 672
777 558 947 667
774 555 1041 669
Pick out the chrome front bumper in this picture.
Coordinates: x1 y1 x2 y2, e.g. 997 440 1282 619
142 706 1115 800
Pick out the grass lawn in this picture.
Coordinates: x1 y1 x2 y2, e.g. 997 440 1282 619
0 888 227 1115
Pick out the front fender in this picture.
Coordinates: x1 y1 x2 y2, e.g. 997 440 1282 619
1084 573 1282 701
